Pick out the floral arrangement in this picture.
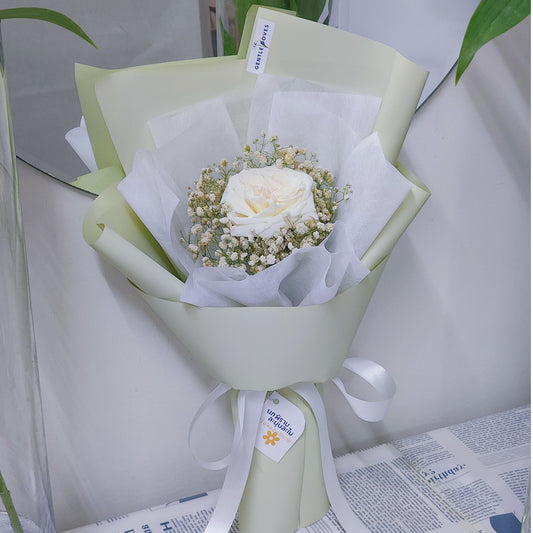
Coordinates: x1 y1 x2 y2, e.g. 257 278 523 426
77 6 432 532
112 72 420 309
184 133 350 274
78 65 429 533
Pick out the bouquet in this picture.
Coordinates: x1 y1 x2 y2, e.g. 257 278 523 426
75 6 430 533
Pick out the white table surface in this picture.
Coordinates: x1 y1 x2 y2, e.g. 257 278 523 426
17 18 530 532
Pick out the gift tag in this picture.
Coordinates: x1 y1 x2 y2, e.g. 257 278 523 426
246 18 275 74
254 391 306 462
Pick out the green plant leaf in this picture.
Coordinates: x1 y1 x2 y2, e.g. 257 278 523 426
235 1 289 35
228 0 328 54
456 0 530 83
0 7 96 48
295 0 327 22
235 0 256 36
219 17 238 56
0 470 24 533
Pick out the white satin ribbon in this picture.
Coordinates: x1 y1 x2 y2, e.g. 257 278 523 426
292 382 370 533
332 357 396 422
189 356 396 532
188 383 239 471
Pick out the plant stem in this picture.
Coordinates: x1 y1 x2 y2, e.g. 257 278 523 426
0 470 24 533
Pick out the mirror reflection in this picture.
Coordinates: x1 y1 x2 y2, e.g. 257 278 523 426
3 0 478 188
3 0 212 183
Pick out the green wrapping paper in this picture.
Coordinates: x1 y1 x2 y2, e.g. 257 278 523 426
236 388 329 531
78 6 430 532
82 172 427 533
82 163 427 392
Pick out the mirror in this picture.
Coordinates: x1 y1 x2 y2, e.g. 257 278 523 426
3 0 478 188
3 0 214 184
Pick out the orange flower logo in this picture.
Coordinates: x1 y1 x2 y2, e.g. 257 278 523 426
262 430 280 446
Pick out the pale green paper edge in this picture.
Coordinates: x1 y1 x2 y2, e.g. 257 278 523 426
71 164 124 195
83 168 429 391
74 55 241 185
74 5 427 192
82 185 180 280
95 8 427 171
73 6 261 190
95 59 254 174
251 7 428 163
236 388 329 531
74 63 121 172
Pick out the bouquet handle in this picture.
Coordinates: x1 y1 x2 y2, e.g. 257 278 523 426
189 357 396 533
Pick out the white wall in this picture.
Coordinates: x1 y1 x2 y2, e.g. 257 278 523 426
17 17 530 532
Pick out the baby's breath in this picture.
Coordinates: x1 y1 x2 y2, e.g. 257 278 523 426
182 133 351 275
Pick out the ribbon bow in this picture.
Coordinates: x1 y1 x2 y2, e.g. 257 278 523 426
189 357 396 532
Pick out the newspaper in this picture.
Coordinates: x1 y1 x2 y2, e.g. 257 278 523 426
65 405 530 533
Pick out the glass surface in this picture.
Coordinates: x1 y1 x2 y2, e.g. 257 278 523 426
0 23 55 533
2 0 477 189
2 0 211 184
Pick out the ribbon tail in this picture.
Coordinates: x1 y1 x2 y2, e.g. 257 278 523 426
333 357 396 422
204 389 266 533
292 383 370 533
188 383 235 470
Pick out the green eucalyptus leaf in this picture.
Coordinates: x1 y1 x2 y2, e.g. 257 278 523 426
295 0 327 22
219 17 238 56
456 0 530 83
234 0 288 34
228 0 328 55
0 7 96 48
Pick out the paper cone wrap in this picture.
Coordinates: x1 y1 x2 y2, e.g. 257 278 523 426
78 7 430 532
81 159 426 533
82 166 427 532
83 161 428 390
235 388 329 531
81 147 428 533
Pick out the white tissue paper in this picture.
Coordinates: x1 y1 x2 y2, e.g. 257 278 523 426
65 117 98 173
117 74 412 307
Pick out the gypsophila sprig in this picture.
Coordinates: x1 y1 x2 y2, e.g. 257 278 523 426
182 133 351 275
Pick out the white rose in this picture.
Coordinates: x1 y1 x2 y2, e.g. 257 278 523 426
221 166 318 238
